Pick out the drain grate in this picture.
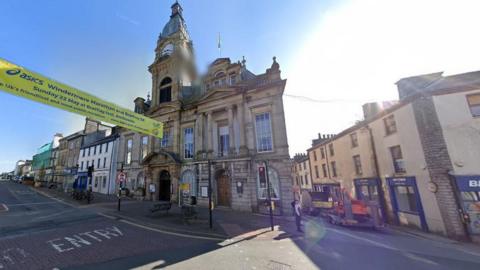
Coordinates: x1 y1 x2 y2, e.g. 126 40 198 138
267 260 292 270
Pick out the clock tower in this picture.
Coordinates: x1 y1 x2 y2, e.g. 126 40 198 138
148 1 196 109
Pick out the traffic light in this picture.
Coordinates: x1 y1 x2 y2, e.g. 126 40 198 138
259 166 266 188
87 165 94 177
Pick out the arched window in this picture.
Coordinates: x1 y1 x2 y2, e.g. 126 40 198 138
180 170 196 196
257 166 280 200
159 77 172 103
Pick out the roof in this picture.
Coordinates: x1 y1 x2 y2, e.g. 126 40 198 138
159 10 189 40
81 133 118 149
308 70 480 151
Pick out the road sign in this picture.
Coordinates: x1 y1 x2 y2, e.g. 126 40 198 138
117 172 126 183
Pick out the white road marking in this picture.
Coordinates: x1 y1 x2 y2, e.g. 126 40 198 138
327 227 399 251
98 213 225 241
0 204 8 212
7 202 58 207
403 252 438 265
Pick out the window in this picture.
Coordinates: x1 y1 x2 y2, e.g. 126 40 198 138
141 136 149 160
393 186 418 213
353 155 363 175
230 74 236 85
331 161 337 177
94 177 98 188
390 145 405 173
105 142 109 153
295 176 299 185
159 77 172 103
322 164 328 177
97 158 100 169
93 146 96 155
82 149 85 157
102 176 107 188
320 148 325 159
257 167 280 200
315 165 319 178
184 127 194 159
80 161 84 171
313 151 317 161
303 162 306 170
300 175 304 185
86 161 89 170
467 94 480 117
161 129 170 148
255 112 273 152
384 115 397 135
103 157 107 168
69 142 74 149
88 147 91 156
218 126 229 157
126 139 133 165
329 143 334 156
99 144 102 154
305 174 309 185
350 133 358 148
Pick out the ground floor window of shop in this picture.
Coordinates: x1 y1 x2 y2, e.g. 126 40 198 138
392 185 418 213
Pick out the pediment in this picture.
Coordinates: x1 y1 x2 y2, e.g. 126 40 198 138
199 88 237 102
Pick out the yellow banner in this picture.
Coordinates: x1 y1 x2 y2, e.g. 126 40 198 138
0 58 163 138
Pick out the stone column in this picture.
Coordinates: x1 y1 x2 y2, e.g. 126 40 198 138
206 112 213 158
227 106 235 155
237 103 248 155
195 114 204 157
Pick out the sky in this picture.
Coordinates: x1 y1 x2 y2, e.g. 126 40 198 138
1 0 480 172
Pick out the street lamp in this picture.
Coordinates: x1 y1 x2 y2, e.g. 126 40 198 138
208 159 214 229
263 160 274 231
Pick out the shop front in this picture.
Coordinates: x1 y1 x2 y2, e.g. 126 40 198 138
454 175 480 241
387 177 428 232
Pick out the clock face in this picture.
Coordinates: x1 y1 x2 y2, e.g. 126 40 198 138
161 43 174 56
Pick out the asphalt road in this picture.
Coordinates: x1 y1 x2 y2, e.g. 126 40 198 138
1 181 480 270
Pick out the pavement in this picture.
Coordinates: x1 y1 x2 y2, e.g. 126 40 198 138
1 181 480 270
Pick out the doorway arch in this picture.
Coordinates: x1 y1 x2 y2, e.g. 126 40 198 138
215 169 231 207
159 170 171 201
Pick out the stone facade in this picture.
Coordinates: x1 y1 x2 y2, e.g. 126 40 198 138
115 2 293 215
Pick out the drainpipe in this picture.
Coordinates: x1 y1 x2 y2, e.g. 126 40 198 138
366 125 389 223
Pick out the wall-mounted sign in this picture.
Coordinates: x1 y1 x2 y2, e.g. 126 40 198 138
427 181 438 193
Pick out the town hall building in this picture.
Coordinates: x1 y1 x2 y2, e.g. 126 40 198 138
116 2 293 215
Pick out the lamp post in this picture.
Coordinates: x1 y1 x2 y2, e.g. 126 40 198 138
117 162 124 211
208 159 213 229
264 160 274 231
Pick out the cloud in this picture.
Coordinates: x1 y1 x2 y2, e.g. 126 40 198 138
116 12 140 26
284 0 480 155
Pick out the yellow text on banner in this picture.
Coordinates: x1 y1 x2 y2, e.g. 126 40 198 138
0 58 163 138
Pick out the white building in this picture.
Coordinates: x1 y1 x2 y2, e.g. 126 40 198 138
77 131 119 195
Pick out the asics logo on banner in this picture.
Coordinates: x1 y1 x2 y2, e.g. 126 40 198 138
5 69 44 85
6 69 21 75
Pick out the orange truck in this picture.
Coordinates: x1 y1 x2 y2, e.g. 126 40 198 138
327 188 384 229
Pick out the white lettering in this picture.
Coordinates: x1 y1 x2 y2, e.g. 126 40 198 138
94 229 113 239
64 235 91 248
47 239 74 253
108 226 123 236
79 231 103 242
469 180 480 187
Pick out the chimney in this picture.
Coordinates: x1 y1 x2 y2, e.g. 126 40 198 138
396 72 443 100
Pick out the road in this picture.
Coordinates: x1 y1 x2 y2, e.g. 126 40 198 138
1 181 480 270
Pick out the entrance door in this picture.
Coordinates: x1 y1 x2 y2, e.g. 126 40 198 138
217 171 231 207
159 170 171 201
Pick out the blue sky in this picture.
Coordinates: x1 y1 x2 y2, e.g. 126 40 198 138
0 0 334 172
2 0 480 172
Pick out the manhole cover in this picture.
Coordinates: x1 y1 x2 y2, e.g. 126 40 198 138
267 260 292 270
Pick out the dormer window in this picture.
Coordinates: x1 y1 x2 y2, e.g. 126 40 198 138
159 77 172 103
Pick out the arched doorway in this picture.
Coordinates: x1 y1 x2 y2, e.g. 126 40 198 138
159 170 171 201
216 169 231 207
